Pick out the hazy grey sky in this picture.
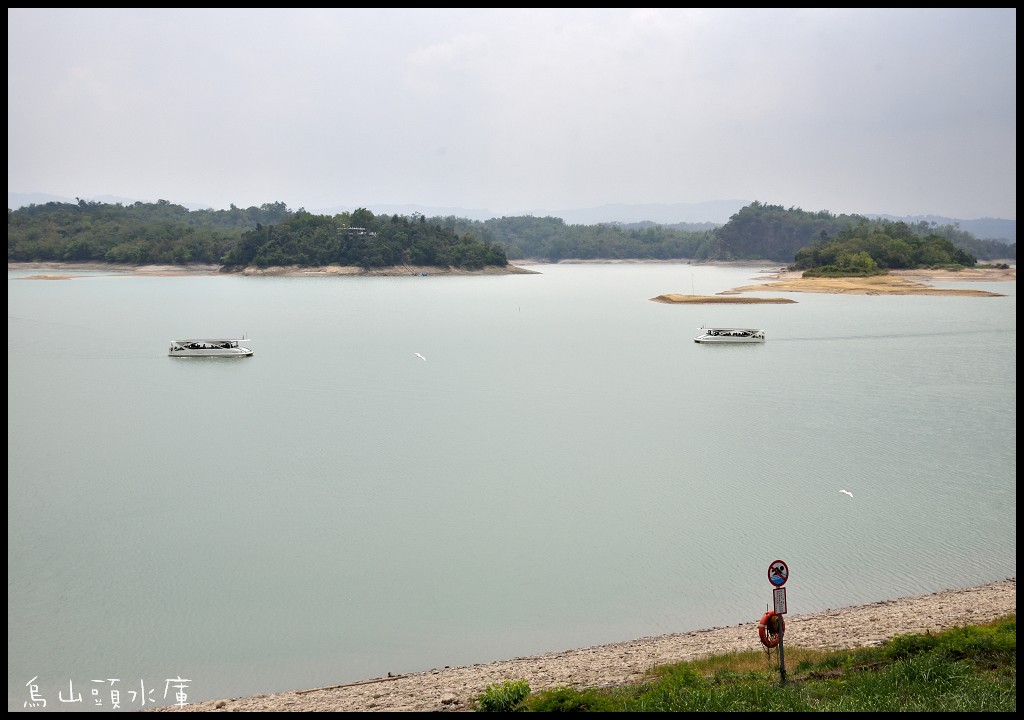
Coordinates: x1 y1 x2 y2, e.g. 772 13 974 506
7 8 1017 219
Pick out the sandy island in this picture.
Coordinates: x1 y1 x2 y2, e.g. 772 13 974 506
148 579 1015 712
651 266 1013 303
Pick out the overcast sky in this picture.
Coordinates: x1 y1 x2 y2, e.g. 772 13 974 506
7 8 1017 220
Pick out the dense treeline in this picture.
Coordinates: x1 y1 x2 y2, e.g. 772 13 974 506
7 198 291 265
794 219 979 275
7 198 1015 269
221 209 508 270
427 215 718 261
7 199 508 270
431 202 1013 264
713 201 1013 265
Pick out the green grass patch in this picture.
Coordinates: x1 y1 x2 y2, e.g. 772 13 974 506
473 615 1015 712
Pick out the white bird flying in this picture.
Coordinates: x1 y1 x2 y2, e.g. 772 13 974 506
414 352 426 361
840 489 853 497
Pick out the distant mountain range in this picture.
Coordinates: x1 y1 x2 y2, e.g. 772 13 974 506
8 192 1015 244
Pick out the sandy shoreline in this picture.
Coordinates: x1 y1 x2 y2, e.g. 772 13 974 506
652 266 1013 302
149 579 1015 712
7 262 539 278
727 266 1014 297
11 262 1012 299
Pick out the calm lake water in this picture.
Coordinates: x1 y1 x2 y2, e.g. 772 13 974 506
7 263 1016 711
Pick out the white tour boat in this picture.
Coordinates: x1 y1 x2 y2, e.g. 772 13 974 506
694 326 765 344
168 337 254 357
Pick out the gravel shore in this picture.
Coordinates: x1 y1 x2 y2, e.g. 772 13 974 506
149 579 1015 712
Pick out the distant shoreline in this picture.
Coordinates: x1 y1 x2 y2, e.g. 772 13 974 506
9 262 1014 299
7 261 539 277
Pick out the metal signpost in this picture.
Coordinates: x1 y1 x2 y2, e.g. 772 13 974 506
768 560 788 683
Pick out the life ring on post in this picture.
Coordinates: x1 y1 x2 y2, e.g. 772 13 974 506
758 610 785 648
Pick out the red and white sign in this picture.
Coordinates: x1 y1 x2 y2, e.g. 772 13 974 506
768 559 789 587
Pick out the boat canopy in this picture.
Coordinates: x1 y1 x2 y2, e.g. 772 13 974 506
171 338 250 344
168 337 254 357
700 327 763 336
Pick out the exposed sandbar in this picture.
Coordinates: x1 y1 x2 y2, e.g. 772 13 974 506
654 267 1013 302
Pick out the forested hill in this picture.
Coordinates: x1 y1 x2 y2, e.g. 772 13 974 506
7 201 509 270
7 198 1015 267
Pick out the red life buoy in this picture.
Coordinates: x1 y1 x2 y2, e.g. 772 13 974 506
758 610 785 648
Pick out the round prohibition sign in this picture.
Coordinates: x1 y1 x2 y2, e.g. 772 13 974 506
768 559 789 587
